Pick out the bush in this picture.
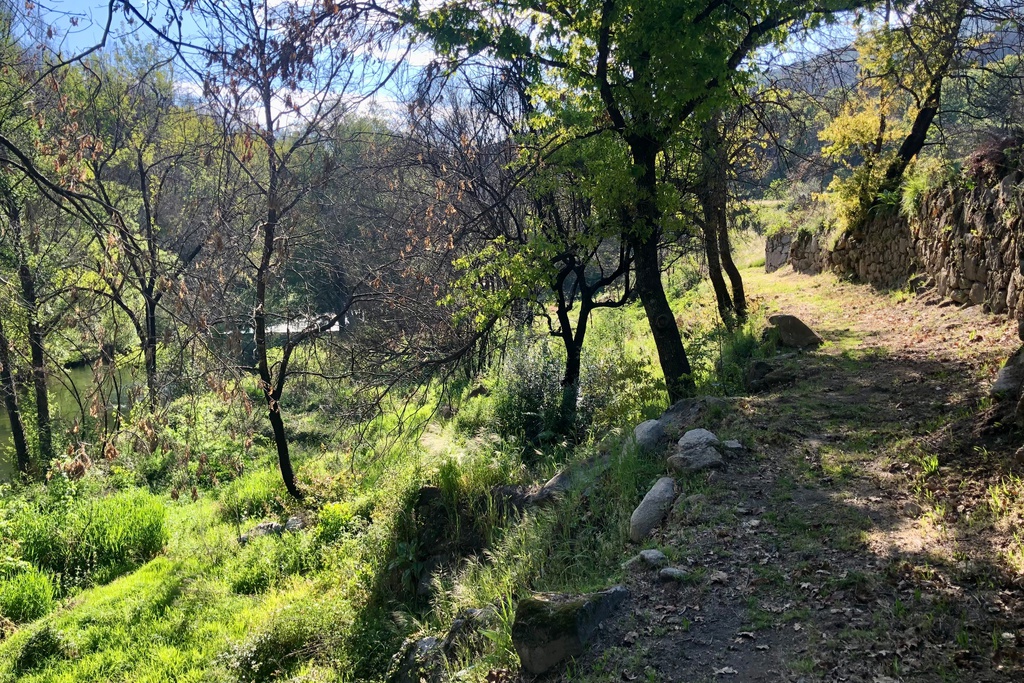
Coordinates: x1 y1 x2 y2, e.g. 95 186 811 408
12 488 167 590
314 499 371 547
492 340 565 443
223 597 337 683
13 624 70 674
0 567 55 623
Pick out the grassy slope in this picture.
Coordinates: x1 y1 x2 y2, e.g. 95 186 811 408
0 237 772 682
14 235 1022 682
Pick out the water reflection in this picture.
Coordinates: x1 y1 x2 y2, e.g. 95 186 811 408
0 365 138 481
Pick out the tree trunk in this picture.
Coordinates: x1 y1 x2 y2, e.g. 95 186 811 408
16 246 52 462
0 316 30 474
718 223 747 323
254 98 301 500
629 142 695 403
557 303 588 435
701 213 734 326
144 295 158 408
699 112 746 328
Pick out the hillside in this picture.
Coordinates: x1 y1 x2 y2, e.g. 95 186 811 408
2 259 1022 682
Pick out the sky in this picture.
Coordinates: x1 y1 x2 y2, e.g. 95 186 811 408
20 0 429 120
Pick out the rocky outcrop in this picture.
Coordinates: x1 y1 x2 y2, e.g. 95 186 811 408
512 586 628 674
765 232 794 273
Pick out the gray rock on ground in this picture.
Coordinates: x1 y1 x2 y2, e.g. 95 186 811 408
632 419 668 454
722 439 745 454
629 477 677 543
677 428 720 449
668 445 725 473
238 521 284 546
767 314 823 349
659 567 689 582
386 636 443 683
513 585 629 674
991 346 1024 399
638 549 667 567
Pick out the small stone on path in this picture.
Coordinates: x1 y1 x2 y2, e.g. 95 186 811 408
659 567 688 582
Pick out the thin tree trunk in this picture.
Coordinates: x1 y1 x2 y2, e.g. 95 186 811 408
255 86 301 500
701 214 734 326
14 226 52 462
630 142 695 403
699 112 743 328
0 316 30 474
718 224 746 323
557 303 589 435
144 295 158 408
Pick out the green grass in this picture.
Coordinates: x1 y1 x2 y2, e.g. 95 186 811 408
0 246 790 682
7 487 167 593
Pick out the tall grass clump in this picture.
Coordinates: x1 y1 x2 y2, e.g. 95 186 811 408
0 567 55 623
219 467 287 524
10 488 167 590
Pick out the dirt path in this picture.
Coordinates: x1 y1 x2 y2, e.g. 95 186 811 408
570 268 1024 682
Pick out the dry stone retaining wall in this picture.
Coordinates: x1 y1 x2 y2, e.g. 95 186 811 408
765 171 1024 321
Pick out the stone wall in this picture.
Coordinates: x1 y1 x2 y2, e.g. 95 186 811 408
764 232 792 273
764 171 1024 319
913 173 1024 316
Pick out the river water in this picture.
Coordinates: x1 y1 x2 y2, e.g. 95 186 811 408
0 366 137 481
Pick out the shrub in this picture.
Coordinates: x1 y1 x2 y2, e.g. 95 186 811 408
492 340 565 443
0 567 55 623
901 155 955 217
223 598 337 683
12 488 167 590
314 499 371 547
13 624 70 674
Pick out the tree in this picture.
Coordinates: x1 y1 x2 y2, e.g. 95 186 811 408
178 0 398 498
72 47 213 410
406 66 635 434
424 0 861 402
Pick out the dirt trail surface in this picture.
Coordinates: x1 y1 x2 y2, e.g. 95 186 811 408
566 269 1024 682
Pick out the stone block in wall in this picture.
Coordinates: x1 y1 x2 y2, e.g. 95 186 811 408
970 282 986 306
993 290 1008 315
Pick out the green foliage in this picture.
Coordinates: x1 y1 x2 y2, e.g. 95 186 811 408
579 333 666 434
900 156 955 217
313 499 370 547
12 625 70 675
0 567 55 624
491 339 566 444
9 488 167 590
223 595 345 683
